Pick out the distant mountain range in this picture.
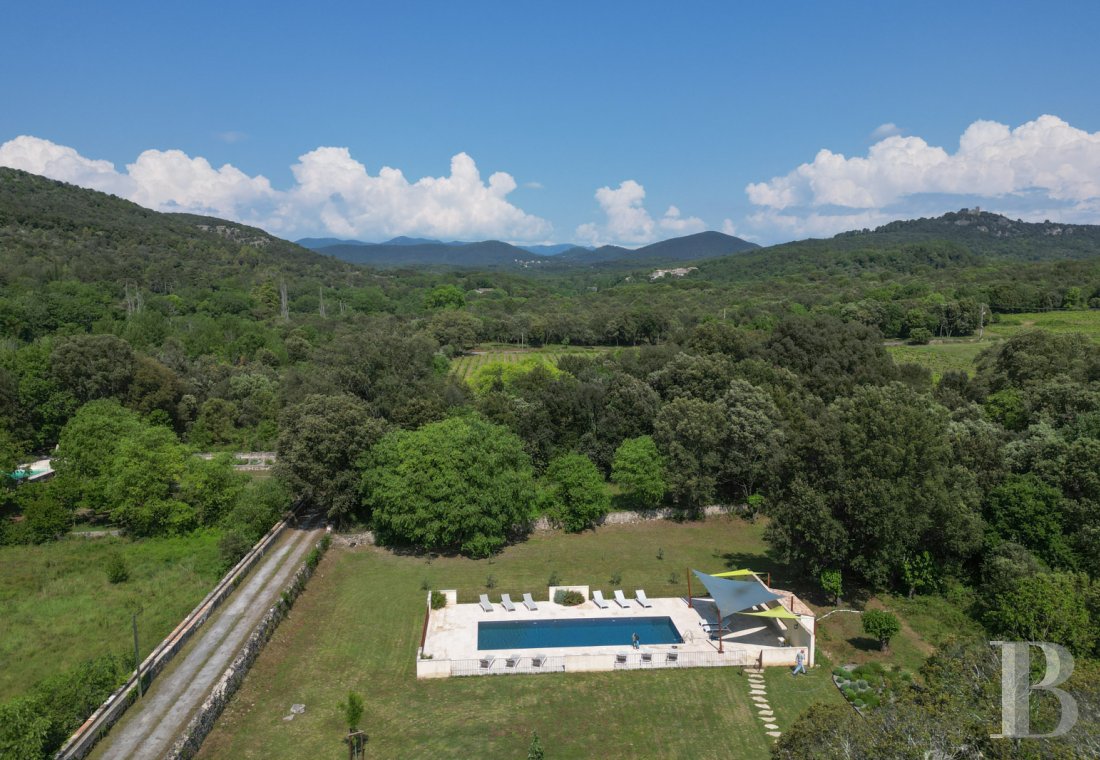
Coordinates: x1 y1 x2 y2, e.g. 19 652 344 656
297 230 759 269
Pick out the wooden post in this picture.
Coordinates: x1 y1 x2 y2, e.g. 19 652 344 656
686 569 693 608
717 604 723 654
132 614 142 698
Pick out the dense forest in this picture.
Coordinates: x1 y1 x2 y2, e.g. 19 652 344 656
1 168 1099 757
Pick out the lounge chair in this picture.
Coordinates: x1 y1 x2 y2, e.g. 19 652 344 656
506 653 522 668
479 655 495 670
522 592 538 611
615 653 628 664
479 594 493 612
500 593 516 612
640 653 653 664
592 590 610 609
613 589 632 608
666 652 679 663
531 653 547 668
635 589 653 608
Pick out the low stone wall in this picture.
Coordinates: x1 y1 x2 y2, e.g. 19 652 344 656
533 503 742 532
54 507 300 760
335 504 744 549
167 535 330 759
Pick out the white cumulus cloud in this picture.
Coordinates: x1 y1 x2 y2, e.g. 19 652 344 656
576 180 705 246
870 122 904 140
0 135 551 242
743 114 1100 240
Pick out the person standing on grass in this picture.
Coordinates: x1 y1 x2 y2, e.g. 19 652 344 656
791 649 806 675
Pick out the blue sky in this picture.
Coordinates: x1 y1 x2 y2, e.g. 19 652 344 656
2 1 1099 245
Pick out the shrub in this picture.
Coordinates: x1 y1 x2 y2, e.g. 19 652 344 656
907 327 933 345
548 570 561 586
545 452 610 532
553 589 584 606
105 551 129 584
485 574 497 589
430 591 446 610
609 571 622 585
217 528 253 570
862 609 901 652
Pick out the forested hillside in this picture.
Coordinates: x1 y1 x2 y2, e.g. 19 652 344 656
2 170 1099 757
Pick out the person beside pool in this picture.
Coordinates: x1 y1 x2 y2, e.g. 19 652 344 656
632 632 640 649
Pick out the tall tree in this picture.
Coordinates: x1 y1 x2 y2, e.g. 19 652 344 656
767 383 983 588
363 415 537 557
275 394 387 522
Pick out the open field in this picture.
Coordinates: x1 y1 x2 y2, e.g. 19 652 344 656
0 531 224 700
199 518 856 760
887 341 988 380
984 309 1100 340
886 309 1100 380
450 344 614 381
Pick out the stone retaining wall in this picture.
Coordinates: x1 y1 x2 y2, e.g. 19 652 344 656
335 504 744 548
167 535 330 759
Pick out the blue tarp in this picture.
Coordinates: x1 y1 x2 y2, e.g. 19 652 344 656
691 570 781 618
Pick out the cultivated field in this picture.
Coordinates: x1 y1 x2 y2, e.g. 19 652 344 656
197 517 936 760
450 344 613 382
0 531 224 700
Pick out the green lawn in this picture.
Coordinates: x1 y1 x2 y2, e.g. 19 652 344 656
0 531 225 700
985 309 1100 341
197 517 842 760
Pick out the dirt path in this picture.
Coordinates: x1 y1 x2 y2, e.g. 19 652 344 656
92 525 323 760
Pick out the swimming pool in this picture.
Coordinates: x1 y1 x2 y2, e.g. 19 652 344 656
478 616 683 650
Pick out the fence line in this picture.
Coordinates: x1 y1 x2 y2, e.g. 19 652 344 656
440 647 755 678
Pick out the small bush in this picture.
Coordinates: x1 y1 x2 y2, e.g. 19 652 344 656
548 570 561 586
420 578 430 591
485 574 497 589
907 327 933 345
842 687 855 700
656 547 664 560
430 591 446 610
105 552 129 584
305 547 322 571
553 589 584 606
609 571 622 585
667 571 678 585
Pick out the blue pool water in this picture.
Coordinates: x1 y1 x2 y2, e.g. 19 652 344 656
478 616 683 650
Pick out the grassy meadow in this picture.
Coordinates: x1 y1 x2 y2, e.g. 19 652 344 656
0 531 224 700
886 309 1100 380
195 517 959 760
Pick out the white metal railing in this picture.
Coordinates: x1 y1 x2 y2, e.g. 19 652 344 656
441 647 755 678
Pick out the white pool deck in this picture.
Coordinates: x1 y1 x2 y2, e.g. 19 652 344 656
417 587 815 679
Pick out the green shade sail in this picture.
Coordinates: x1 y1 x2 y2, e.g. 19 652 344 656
711 569 756 579
737 606 800 620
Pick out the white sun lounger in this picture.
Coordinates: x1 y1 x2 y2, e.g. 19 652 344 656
613 589 632 608
532 653 547 667
501 593 516 612
592 590 610 609
506 653 522 668
522 592 538 611
479 594 493 612
635 589 653 608
479 655 495 670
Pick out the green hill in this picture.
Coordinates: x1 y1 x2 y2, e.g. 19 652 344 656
0 168 358 290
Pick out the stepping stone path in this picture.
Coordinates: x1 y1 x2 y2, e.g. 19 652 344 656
744 670 782 741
